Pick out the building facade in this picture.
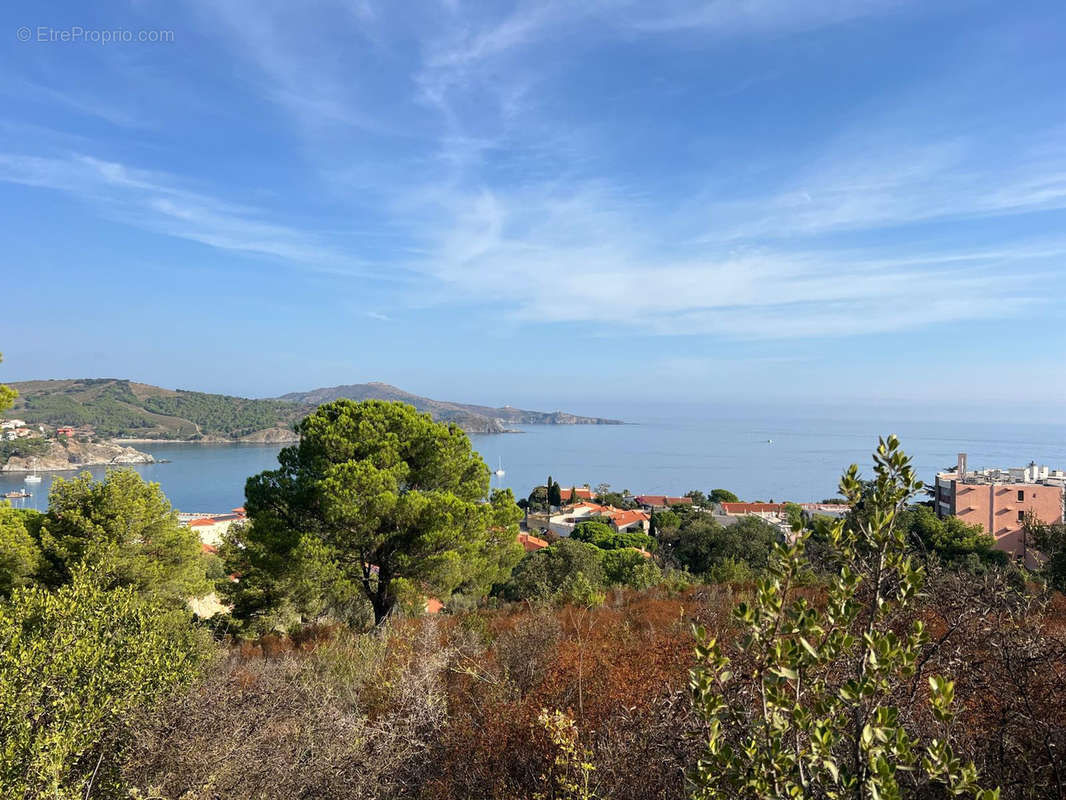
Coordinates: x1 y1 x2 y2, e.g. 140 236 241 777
934 453 1065 563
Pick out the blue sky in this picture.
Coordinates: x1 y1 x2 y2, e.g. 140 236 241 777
1 1 1065 418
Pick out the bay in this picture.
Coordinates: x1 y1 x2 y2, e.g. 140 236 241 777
2 415 1064 514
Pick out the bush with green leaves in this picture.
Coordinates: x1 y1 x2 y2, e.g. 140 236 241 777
602 547 662 590
653 510 681 533
572 520 653 552
499 539 606 602
690 436 998 800
902 505 1005 570
0 566 210 799
666 514 779 577
0 504 40 598
0 352 16 413
1024 516 1066 592
35 470 210 607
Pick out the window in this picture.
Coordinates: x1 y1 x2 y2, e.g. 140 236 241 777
1017 489 1025 502
1017 510 1025 521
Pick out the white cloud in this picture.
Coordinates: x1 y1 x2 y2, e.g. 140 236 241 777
624 0 908 34
0 152 364 271
693 138 1066 241
397 179 1053 339
5 1 1061 346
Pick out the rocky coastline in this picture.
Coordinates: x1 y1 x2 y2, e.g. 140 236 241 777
113 427 301 444
1 440 155 472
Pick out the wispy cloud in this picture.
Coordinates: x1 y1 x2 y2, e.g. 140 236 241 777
0 152 365 272
4 0 1062 348
693 137 1066 241
398 179 1054 339
624 0 909 34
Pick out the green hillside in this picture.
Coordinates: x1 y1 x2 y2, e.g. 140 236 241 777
6 379 621 440
8 379 303 440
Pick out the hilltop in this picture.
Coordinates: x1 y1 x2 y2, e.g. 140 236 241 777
279 382 622 433
6 379 621 441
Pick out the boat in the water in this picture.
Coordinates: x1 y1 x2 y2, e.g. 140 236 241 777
24 459 43 484
4 489 32 499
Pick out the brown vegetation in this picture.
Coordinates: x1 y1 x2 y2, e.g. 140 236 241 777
119 577 1066 800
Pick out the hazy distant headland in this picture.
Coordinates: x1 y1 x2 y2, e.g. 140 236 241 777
5 378 622 443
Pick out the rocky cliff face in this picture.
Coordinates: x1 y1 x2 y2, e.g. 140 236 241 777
2 440 155 472
238 427 300 443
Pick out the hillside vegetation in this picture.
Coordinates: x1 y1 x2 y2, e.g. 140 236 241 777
280 381 622 432
7 379 620 440
8 379 303 440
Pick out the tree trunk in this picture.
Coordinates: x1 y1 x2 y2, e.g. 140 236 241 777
370 589 394 625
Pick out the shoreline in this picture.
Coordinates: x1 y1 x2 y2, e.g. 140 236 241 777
112 438 295 445
109 422 628 444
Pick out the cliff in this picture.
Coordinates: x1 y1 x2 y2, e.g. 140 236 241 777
238 427 300 443
2 439 154 472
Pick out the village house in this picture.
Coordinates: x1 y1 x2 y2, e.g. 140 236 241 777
547 501 613 537
606 508 651 533
517 532 549 552
559 486 595 502
180 509 246 547
720 502 786 519
634 494 693 511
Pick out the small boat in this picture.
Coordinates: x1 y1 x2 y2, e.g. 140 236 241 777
767 439 774 444
24 459 43 484
494 457 505 478
4 489 31 499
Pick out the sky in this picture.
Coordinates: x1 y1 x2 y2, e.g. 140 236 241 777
1 1 1065 419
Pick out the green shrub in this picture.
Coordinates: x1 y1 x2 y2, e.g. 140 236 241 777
690 436 998 799
0 567 210 799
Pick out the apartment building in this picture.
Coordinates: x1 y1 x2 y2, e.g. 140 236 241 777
934 453 1065 563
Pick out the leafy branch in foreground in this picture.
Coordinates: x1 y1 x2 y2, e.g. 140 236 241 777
689 435 998 800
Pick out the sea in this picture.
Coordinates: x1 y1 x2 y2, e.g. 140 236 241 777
2 414 1065 514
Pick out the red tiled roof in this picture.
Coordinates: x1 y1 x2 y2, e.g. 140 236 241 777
608 509 650 528
232 507 246 515
569 502 611 514
517 532 549 551
720 502 785 514
201 543 219 554
561 487 594 500
635 495 692 506
187 518 217 527
424 597 445 615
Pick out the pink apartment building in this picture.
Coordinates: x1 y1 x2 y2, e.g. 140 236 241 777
934 453 1065 564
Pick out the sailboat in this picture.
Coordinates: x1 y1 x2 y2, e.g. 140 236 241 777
24 459 42 484
494 457 505 479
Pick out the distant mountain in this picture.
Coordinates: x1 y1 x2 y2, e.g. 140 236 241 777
277 382 623 433
6 379 621 441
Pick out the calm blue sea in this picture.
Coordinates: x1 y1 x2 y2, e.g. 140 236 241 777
2 415 1065 513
